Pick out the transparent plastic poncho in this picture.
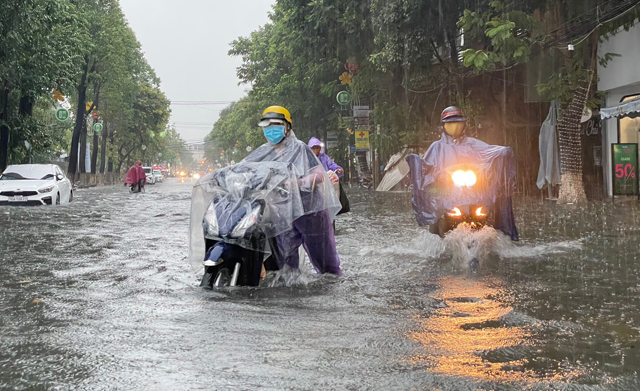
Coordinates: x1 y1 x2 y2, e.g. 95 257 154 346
189 132 341 270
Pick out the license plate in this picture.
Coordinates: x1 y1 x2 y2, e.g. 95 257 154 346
9 195 27 202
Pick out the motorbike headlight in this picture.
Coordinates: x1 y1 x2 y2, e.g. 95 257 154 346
230 206 261 238
38 186 54 193
475 207 486 217
451 170 477 187
203 203 219 238
447 207 463 217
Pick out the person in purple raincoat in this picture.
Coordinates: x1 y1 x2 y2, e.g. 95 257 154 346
308 137 343 176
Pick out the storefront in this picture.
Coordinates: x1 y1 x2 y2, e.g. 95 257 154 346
598 21 640 197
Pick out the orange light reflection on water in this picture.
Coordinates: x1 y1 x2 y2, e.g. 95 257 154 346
405 276 583 383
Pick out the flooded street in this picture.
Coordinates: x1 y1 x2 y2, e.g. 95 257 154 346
1 179 640 390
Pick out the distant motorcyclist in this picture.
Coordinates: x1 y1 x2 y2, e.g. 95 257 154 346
243 106 343 275
411 106 519 240
124 161 146 193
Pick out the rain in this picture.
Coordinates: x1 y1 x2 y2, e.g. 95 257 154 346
2 0 640 390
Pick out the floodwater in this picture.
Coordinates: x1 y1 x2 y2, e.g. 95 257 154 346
1 178 639 390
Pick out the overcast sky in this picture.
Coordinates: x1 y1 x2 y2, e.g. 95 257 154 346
119 0 274 143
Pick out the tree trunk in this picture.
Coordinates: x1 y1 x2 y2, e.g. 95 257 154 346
0 88 10 172
18 96 34 116
557 78 590 203
79 120 87 173
68 59 89 180
100 121 108 174
91 131 99 173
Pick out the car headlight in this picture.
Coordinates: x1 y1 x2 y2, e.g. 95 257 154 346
203 203 219 238
230 206 261 238
38 186 54 193
451 170 477 187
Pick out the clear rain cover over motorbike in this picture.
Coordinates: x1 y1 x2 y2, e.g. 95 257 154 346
406 132 519 240
189 132 341 270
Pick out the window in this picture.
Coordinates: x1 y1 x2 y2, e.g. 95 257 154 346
618 94 640 143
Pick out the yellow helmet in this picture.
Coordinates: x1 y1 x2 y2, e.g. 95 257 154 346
259 106 292 126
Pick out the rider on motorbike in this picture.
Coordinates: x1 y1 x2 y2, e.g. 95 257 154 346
124 161 146 193
407 106 519 241
242 106 344 275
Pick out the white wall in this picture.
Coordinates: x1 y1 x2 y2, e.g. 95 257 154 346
598 23 640 92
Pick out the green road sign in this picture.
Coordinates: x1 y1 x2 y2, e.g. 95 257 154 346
612 143 638 196
93 123 103 132
55 108 69 122
336 91 351 105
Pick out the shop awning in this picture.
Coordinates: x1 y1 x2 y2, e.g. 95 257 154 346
600 96 640 119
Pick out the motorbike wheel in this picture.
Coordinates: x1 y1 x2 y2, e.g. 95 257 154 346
200 264 228 289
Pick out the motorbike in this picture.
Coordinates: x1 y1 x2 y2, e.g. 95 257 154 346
427 164 490 237
129 181 145 193
192 162 298 288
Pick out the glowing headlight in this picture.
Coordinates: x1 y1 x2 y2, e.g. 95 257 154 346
475 207 486 217
230 206 261 238
38 186 54 193
193 173 201 180
203 203 219 238
447 207 463 217
451 170 477 187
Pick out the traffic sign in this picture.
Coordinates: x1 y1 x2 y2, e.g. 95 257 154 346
55 108 69 122
336 91 351 105
93 123 103 132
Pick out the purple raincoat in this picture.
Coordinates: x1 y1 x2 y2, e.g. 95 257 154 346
308 137 343 177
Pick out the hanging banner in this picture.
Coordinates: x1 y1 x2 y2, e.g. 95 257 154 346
612 143 638 196
355 129 370 152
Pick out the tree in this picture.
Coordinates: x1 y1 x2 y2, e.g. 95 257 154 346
67 0 146 179
0 0 87 171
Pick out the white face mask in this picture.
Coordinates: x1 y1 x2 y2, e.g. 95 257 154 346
444 122 465 138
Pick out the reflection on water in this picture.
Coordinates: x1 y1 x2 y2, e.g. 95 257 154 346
407 276 583 384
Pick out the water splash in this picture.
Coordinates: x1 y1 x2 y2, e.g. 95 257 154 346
442 224 500 270
263 265 318 287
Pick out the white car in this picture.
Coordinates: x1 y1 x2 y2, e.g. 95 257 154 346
143 166 155 184
0 164 73 206
153 169 163 183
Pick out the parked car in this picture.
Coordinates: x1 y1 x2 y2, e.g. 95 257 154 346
0 164 73 206
153 169 163 183
143 166 155 185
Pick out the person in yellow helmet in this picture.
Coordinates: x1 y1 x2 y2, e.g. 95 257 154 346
242 106 343 276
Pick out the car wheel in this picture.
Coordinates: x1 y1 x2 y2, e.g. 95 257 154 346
55 193 60 205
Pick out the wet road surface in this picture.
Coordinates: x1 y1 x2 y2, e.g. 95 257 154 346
1 178 640 390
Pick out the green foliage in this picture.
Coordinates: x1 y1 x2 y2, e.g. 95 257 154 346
0 0 175 174
459 1 543 72
206 98 266 164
